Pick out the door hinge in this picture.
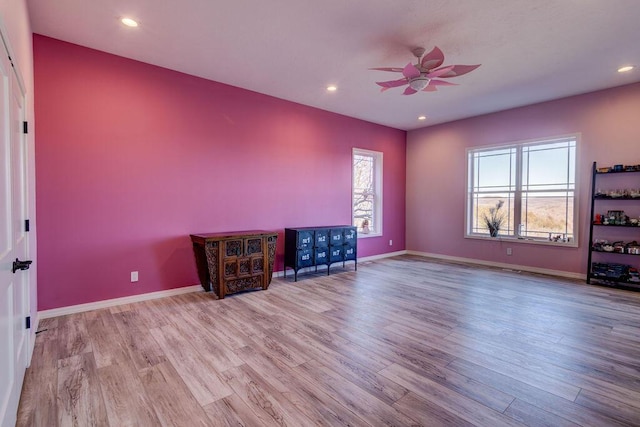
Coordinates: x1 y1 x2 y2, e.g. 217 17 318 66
26 316 31 329
25 219 30 232
23 121 28 134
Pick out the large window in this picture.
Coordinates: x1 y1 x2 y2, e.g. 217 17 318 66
352 148 383 236
466 135 577 244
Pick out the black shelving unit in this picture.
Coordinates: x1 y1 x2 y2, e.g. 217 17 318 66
587 162 640 290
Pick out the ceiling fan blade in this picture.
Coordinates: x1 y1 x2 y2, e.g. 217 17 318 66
403 86 418 95
421 46 445 70
369 67 404 72
426 65 454 78
429 79 458 86
402 63 421 79
371 48 477 94
434 64 481 78
376 79 409 91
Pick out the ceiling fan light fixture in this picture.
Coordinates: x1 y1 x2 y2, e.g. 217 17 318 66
409 77 430 91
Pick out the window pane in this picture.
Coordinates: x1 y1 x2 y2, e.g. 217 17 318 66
522 142 575 191
353 191 373 229
471 194 515 236
353 154 374 231
521 192 574 241
473 148 516 192
353 149 382 234
353 155 373 192
469 147 516 237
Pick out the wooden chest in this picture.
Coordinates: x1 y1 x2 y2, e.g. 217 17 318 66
190 230 278 298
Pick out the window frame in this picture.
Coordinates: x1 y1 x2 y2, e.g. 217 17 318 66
352 148 383 238
465 134 579 247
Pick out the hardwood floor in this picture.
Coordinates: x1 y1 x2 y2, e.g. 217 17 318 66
16 255 640 426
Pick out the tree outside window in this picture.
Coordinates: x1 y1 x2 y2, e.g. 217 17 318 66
353 149 382 235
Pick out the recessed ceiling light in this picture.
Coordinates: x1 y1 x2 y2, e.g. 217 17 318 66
121 17 139 27
418 115 427 121
618 65 634 73
326 85 337 92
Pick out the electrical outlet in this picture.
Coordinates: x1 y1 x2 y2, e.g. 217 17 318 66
131 271 139 282
389 239 393 246
506 248 512 256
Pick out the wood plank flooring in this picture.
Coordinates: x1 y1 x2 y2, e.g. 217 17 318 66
16 255 640 426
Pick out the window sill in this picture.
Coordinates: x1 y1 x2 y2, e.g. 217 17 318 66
358 232 382 239
465 234 578 248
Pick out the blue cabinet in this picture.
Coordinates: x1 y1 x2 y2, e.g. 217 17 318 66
284 226 357 281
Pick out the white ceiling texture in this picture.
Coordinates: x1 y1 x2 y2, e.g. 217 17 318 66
27 0 640 130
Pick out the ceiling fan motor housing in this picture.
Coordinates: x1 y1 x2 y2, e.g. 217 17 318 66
412 47 426 58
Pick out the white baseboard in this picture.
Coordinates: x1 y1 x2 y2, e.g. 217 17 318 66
38 250 411 319
359 250 408 262
406 250 586 280
38 285 203 319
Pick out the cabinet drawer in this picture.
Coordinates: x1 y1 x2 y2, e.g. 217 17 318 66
343 227 357 244
224 238 264 259
343 244 356 261
330 228 344 245
224 260 238 278
245 238 264 256
225 275 264 294
315 229 329 247
329 246 343 262
224 239 243 257
297 248 314 268
297 231 314 249
315 247 329 265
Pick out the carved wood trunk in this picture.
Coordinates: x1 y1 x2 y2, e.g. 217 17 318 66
190 230 278 299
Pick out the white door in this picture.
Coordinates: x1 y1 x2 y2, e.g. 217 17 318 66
0 30 30 427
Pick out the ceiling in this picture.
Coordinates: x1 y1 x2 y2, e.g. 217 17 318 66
27 0 640 131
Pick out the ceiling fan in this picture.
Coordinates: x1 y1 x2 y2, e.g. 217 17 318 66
371 46 480 95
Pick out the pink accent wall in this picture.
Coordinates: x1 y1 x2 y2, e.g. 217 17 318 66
34 35 406 310
406 82 640 274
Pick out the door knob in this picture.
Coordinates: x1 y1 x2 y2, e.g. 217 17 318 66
12 258 32 274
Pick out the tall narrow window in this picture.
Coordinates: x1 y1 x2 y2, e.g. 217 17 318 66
466 135 577 244
353 148 383 236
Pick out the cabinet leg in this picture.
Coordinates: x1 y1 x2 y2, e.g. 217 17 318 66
294 270 298 282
